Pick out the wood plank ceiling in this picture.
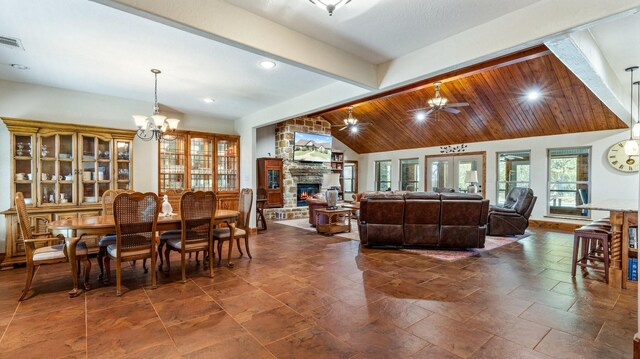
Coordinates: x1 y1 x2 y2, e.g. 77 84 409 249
319 48 627 154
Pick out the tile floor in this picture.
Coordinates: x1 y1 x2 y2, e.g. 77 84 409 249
0 224 636 358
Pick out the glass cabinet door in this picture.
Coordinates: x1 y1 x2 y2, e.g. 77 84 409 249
215 137 239 192
189 136 213 191
116 140 132 190
13 133 36 206
267 169 280 189
159 135 187 193
80 134 112 204
37 132 77 206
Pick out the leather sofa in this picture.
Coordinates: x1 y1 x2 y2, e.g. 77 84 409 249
358 192 489 249
487 187 536 236
306 194 328 226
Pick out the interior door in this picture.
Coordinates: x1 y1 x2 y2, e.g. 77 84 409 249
426 154 484 193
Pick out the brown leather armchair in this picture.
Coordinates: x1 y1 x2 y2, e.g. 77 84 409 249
306 194 328 226
487 187 537 236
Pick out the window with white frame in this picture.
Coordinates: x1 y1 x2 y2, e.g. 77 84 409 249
375 160 392 191
400 158 419 192
496 151 531 204
547 147 591 218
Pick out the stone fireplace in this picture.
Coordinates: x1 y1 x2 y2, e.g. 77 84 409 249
263 116 332 220
296 183 321 207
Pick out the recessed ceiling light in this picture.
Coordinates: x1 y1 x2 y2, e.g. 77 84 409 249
416 112 427 121
203 98 215 104
526 90 541 101
10 64 29 70
259 60 276 70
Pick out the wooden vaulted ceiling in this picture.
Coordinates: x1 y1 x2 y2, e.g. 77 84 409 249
318 46 627 154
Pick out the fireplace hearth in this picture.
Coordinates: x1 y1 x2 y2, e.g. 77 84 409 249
297 183 321 207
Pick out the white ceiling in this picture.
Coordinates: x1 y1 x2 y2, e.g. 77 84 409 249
590 11 640 92
0 0 334 120
223 0 543 64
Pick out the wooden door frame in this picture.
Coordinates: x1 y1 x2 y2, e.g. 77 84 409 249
344 160 358 194
424 151 487 198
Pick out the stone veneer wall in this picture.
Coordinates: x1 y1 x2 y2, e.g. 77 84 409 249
263 116 332 220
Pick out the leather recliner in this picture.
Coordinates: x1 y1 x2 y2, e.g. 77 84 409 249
487 187 537 236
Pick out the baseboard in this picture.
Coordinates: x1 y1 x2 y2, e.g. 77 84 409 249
529 219 583 232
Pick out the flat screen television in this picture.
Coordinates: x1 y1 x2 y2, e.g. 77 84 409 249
293 132 333 162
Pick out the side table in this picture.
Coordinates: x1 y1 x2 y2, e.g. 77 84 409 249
315 208 352 235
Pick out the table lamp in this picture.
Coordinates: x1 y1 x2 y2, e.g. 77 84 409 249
465 170 478 193
323 173 341 209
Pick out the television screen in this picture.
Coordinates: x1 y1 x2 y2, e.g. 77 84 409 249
293 132 333 162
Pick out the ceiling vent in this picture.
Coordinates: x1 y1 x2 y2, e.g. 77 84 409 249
0 36 24 50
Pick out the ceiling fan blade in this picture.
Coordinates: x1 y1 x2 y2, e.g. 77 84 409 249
446 102 469 107
407 107 429 113
358 122 372 126
424 108 435 116
443 107 461 114
338 126 348 131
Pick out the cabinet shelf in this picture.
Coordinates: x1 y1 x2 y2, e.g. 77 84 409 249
14 156 33 161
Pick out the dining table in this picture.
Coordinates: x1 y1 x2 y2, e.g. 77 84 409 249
578 200 638 289
48 209 239 297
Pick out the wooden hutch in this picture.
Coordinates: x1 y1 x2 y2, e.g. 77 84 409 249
257 157 283 208
1 118 135 268
158 131 240 211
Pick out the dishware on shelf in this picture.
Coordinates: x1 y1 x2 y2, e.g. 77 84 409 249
65 174 73 181
60 153 71 159
59 175 64 181
85 197 96 203
41 173 49 181
41 145 48 157
27 173 32 180
82 172 91 181
15 173 25 181
49 194 55 203
16 143 23 156
98 172 104 181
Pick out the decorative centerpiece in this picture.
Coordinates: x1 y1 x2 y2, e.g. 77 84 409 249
161 195 174 216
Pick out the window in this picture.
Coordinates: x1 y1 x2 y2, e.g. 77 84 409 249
547 147 590 218
375 160 392 191
400 158 419 191
343 161 357 194
497 151 531 204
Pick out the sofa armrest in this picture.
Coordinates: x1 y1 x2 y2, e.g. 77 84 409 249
489 211 522 218
490 206 517 214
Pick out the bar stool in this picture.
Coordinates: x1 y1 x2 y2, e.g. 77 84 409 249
572 225 611 283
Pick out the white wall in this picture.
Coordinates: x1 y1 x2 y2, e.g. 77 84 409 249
0 80 236 252
255 124 276 159
359 129 638 222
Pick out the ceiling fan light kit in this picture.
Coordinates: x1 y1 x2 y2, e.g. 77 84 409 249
308 0 351 16
408 82 469 119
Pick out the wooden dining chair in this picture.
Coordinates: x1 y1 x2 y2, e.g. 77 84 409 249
98 189 145 282
15 192 91 300
105 192 159 296
213 188 253 263
164 191 217 282
158 189 186 271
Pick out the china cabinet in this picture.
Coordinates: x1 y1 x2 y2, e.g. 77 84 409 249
1 118 136 268
257 158 283 208
158 131 240 210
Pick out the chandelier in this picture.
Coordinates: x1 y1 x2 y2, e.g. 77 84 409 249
133 69 179 142
308 0 351 16
427 82 448 107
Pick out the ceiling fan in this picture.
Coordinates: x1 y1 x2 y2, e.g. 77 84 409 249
331 106 371 133
408 82 469 119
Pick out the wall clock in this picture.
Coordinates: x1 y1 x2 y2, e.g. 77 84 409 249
607 140 640 172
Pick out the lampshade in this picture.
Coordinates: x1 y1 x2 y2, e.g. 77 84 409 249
323 173 341 188
152 114 167 127
133 115 148 128
464 170 478 183
166 118 180 130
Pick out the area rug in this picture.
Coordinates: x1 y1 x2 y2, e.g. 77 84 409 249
275 217 529 261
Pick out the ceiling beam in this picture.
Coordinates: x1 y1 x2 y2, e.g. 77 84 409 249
90 0 378 89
